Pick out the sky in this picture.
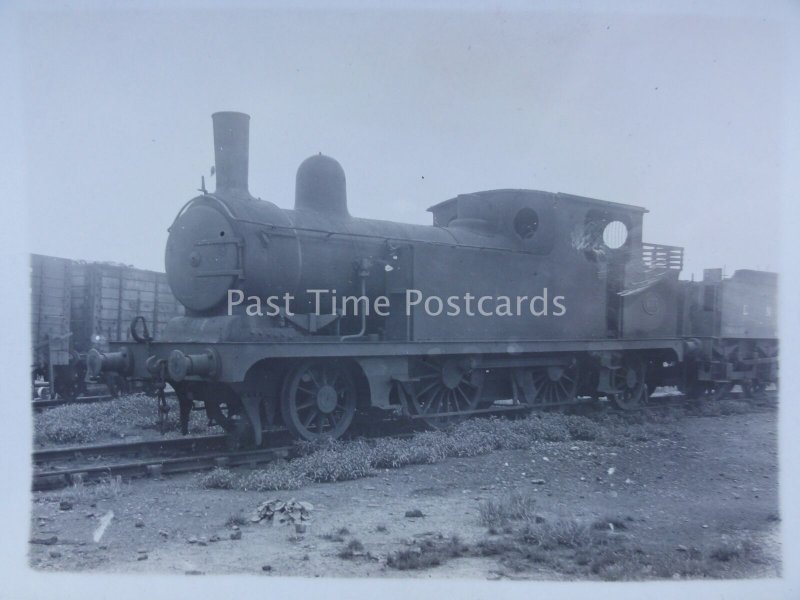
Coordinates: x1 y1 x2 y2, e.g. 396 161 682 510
16 3 789 280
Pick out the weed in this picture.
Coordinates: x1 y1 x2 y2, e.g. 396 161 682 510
518 519 595 550
225 512 248 527
337 539 365 559
294 441 374 482
199 467 237 490
34 394 210 445
566 416 602 441
386 536 468 570
55 476 123 505
321 527 351 543
479 492 538 527
709 544 740 562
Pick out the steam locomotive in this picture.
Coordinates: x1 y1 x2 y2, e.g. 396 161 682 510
88 112 778 444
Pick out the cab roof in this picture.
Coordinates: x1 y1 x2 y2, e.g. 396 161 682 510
427 189 649 214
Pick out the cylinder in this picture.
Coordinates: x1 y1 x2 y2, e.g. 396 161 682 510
212 111 250 195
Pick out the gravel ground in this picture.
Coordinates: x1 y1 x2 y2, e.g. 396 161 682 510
29 401 780 580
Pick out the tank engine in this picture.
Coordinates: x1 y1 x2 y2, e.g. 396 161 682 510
89 112 777 444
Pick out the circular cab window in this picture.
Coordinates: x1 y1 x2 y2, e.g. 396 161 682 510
513 208 539 240
602 220 628 249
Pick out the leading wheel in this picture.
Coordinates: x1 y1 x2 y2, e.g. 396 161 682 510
281 360 358 441
609 354 646 410
198 384 242 432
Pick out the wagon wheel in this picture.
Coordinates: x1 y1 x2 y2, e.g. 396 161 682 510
104 373 129 398
408 357 484 429
609 354 646 410
523 362 579 407
280 360 357 441
711 381 733 401
681 380 708 400
53 359 86 400
742 380 766 398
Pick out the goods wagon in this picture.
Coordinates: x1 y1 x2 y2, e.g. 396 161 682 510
31 255 83 398
31 255 184 398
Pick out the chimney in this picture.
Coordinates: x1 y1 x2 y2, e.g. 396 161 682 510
212 111 250 196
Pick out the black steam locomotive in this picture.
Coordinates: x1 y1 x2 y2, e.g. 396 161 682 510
88 112 778 444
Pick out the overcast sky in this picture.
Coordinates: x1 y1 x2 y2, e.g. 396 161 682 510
17 3 788 279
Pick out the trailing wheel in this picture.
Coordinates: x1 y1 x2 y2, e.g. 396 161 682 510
407 357 484 429
280 360 358 441
609 354 646 410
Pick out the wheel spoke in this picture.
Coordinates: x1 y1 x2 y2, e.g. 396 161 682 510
302 409 317 428
430 388 444 415
455 385 470 405
417 380 440 400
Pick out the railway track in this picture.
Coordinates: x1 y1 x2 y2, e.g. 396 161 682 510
31 418 417 491
32 427 295 491
32 390 176 411
33 445 295 492
32 390 777 491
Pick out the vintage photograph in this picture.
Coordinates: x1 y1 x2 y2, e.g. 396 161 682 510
3 1 799 598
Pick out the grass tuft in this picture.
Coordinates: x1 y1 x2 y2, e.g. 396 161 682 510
53 475 123 505
199 467 237 490
337 539 365 559
386 536 468 570
479 492 538 528
225 512 248 527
